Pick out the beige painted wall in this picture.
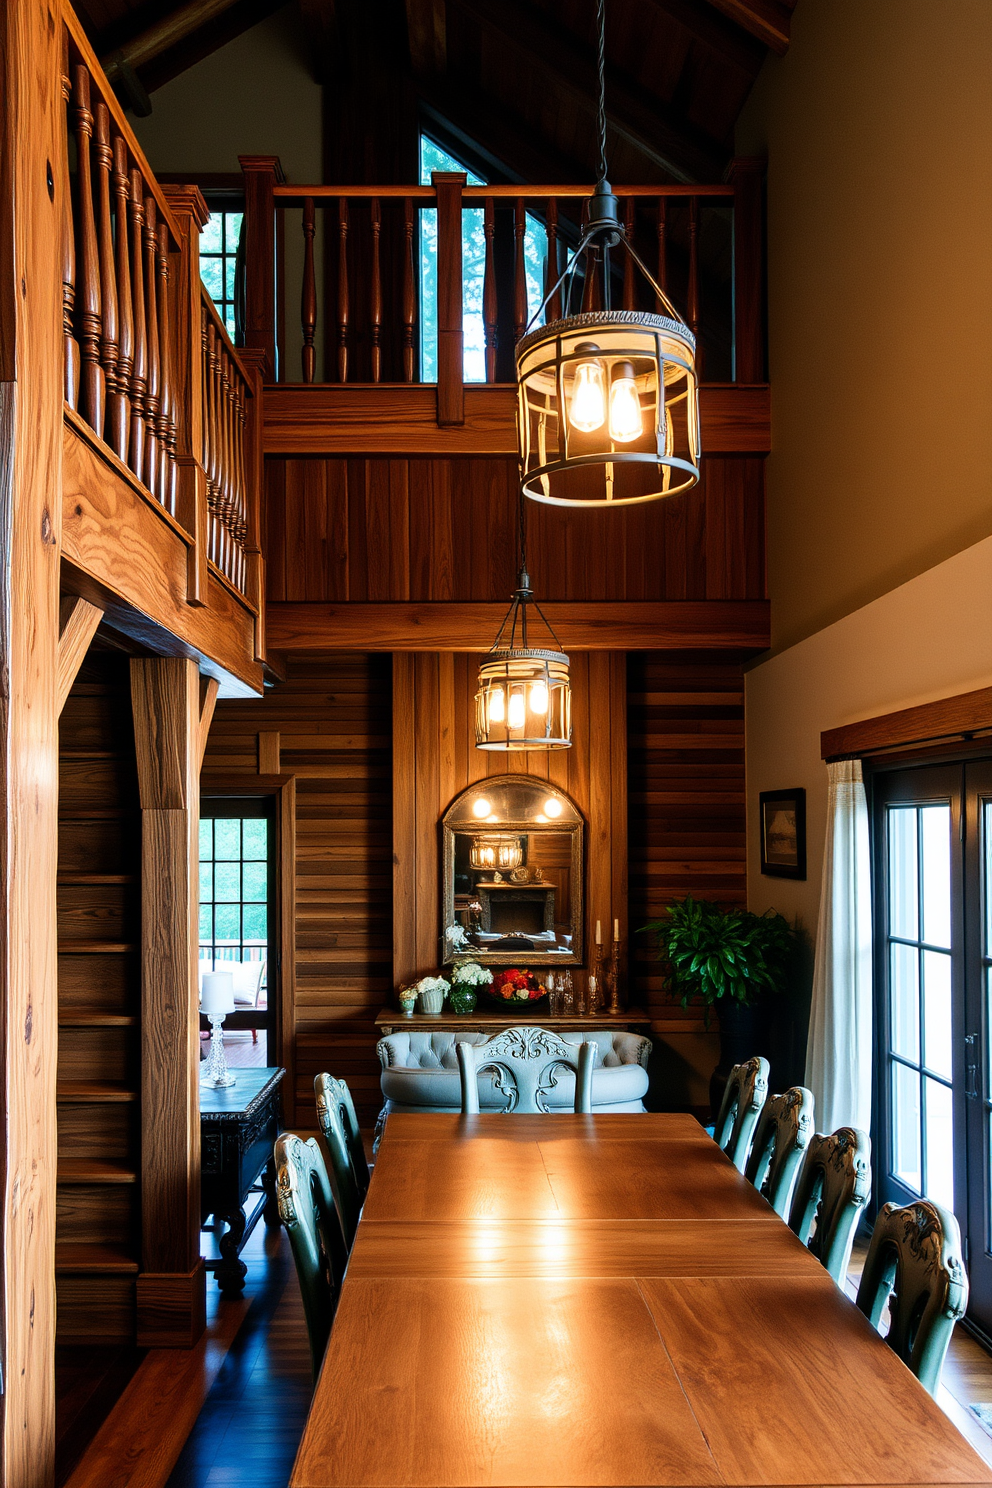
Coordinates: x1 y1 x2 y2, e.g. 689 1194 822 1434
131 8 321 181
737 0 992 654
746 535 992 935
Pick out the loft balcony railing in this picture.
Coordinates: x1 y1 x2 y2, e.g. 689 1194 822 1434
60 9 262 612
240 160 764 420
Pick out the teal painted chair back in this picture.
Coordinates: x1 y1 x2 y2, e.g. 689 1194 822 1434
713 1055 769 1171
788 1126 871 1284
313 1074 364 1250
456 1026 597 1114
744 1086 815 1217
855 1199 968 1396
316 1073 370 1202
274 1132 347 1381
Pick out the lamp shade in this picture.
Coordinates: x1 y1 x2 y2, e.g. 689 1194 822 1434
470 833 524 871
475 647 571 751
201 970 235 1017
516 310 699 508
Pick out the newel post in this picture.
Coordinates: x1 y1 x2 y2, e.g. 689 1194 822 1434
727 157 765 384
237 344 267 663
239 154 284 381
161 184 210 606
433 170 465 426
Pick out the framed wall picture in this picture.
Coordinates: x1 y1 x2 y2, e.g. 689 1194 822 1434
759 788 806 879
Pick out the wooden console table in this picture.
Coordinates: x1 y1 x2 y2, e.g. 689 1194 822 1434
200 1065 284 1294
375 1007 652 1036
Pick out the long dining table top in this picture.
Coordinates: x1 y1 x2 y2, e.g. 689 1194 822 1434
290 1112 992 1488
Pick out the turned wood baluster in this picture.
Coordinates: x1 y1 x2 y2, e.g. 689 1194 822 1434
483 197 497 382
232 386 248 591
545 198 561 325
157 222 176 514
370 197 382 383
112 138 133 463
93 103 122 454
201 309 218 566
72 66 104 435
127 170 147 479
622 197 636 311
61 52 80 409
513 197 527 343
143 196 161 499
402 196 416 383
301 196 316 383
221 348 238 582
208 326 225 574
655 197 668 306
687 195 701 374
336 197 349 382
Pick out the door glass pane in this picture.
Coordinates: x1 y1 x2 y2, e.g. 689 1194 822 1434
890 942 919 1062
922 949 952 1080
888 808 918 940
924 1077 954 1209
984 801 992 958
921 804 951 948
892 1061 922 1192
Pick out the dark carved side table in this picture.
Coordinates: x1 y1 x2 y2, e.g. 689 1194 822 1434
200 1066 285 1294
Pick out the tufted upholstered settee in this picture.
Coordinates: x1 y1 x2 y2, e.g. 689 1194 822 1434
375 1028 651 1134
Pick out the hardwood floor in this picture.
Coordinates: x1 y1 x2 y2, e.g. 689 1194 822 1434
165 1224 312 1488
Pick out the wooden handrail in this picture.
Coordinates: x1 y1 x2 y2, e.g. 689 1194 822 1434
272 183 736 201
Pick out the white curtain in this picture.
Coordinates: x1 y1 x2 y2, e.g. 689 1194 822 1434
805 759 873 1134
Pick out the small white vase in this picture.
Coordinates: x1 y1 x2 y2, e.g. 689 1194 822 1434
418 987 445 1015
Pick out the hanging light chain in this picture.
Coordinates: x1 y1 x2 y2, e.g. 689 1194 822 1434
595 0 608 186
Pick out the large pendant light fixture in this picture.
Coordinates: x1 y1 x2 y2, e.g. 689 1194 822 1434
515 0 700 509
475 496 572 751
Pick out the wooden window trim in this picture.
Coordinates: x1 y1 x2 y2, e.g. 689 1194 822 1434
821 687 992 763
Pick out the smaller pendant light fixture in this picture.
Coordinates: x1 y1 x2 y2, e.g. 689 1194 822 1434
515 0 700 508
469 834 524 871
475 494 572 751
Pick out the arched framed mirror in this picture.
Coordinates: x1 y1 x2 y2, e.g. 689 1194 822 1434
441 776 584 966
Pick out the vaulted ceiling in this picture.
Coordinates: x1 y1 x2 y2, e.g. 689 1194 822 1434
76 0 796 183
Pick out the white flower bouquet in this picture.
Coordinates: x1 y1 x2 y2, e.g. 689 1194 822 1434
451 961 493 988
415 974 450 1015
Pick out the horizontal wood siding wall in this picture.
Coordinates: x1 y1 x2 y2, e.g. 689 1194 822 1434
265 456 765 603
627 653 747 1035
202 653 392 1126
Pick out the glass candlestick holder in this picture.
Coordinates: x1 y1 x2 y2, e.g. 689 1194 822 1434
201 1012 236 1088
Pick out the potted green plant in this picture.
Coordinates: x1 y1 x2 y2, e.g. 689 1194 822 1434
640 895 799 1108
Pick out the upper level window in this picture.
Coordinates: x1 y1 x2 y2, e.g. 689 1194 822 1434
200 210 243 342
419 135 546 382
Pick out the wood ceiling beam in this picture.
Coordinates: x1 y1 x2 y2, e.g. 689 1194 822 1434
267 600 771 653
641 0 765 74
405 0 447 77
100 0 243 82
699 0 791 56
452 0 729 183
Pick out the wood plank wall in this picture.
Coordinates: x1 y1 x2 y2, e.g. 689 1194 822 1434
265 456 765 603
201 653 392 1126
627 651 747 1037
57 654 142 1344
392 652 628 990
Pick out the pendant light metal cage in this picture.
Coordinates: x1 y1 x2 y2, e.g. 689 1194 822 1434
469 833 525 871
517 305 700 508
475 566 572 752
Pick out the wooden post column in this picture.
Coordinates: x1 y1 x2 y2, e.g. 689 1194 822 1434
0 0 65 1482
727 157 765 384
239 155 284 381
433 171 465 427
131 657 206 1348
161 185 210 607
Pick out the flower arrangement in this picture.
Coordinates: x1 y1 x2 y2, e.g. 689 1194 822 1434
452 961 493 989
416 975 450 998
490 967 545 1003
445 924 470 952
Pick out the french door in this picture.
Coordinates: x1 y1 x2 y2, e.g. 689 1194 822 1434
874 759 992 1337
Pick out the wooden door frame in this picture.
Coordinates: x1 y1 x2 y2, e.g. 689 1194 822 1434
198 773 297 1124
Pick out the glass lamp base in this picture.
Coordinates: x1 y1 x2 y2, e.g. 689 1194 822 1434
201 1016 236 1088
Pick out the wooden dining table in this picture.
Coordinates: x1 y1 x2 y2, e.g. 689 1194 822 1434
290 1112 992 1488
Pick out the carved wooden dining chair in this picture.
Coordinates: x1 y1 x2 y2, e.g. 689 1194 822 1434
313 1074 365 1250
788 1126 871 1284
316 1073 371 1201
274 1132 347 1381
744 1085 815 1217
712 1055 770 1171
456 1026 597 1114
855 1199 968 1395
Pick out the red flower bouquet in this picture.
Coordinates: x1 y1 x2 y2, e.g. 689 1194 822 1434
489 968 546 1005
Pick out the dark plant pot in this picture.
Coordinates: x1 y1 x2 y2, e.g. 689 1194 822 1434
709 996 770 1119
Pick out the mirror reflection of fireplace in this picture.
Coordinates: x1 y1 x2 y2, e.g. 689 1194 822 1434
453 830 573 953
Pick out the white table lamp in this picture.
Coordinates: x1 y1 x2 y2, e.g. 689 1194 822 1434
201 970 236 1088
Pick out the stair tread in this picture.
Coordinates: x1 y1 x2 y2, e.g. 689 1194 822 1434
57 1082 138 1103
58 1011 137 1027
55 1243 139 1275
58 1160 137 1184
